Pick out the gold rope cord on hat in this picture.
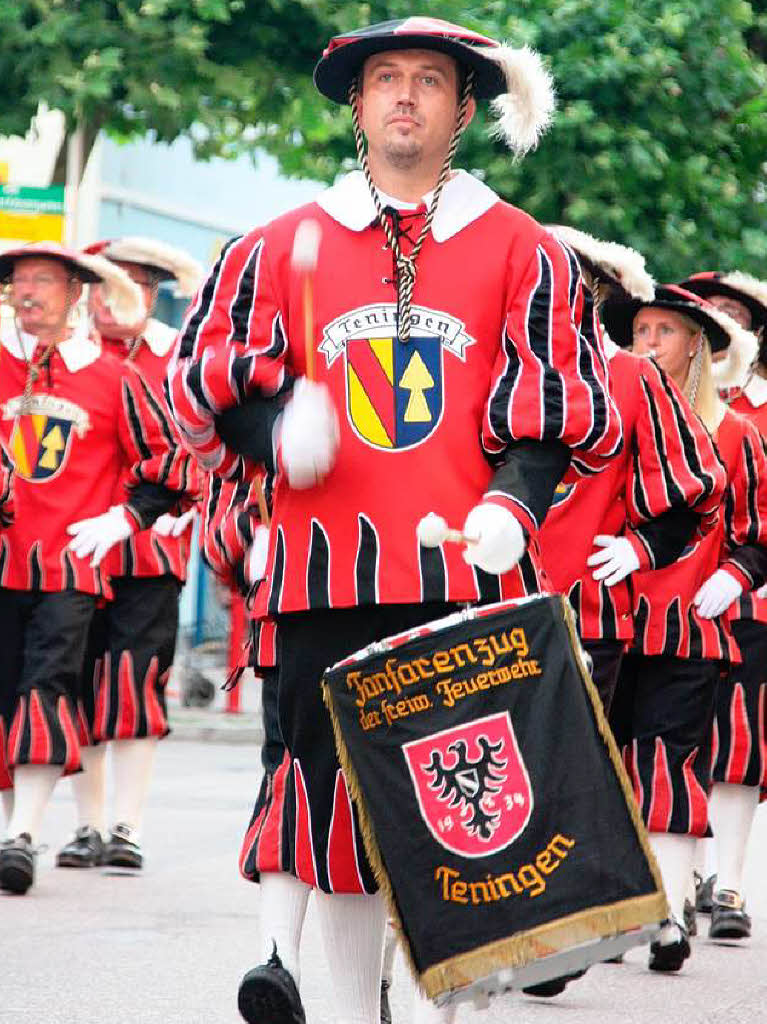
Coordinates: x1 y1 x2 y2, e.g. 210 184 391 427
349 68 475 344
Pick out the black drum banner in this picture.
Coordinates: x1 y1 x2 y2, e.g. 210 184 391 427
322 595 667 999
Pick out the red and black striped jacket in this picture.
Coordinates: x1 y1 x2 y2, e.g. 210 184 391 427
100 320 200 584
724 378 767 624
167 172 622 615
631 407 767 660
0 326 184 597
539 337 726 643
200 472 276 667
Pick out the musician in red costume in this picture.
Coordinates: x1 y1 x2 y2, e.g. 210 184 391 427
0 243 183 896
602 285 764 972
54 238 202 873
167 18 624 1023
677 271 767 940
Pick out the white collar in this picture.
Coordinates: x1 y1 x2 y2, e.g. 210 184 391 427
0 319 100 373
743 373 767 408
316 169 499 242
143 318 177 358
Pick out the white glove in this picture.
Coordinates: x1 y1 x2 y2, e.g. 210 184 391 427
152 507 198 537
757 582 767 599
279 378 339 489
587 535 640 587
693 569 743 619
67 505 134 567
246 525 270 585
461 503 526 575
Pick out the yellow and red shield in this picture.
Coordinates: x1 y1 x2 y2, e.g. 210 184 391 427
346 336 443 450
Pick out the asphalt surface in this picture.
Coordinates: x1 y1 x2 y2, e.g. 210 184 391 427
2 700 767 1024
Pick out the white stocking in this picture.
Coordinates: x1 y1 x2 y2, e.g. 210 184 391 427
258 871 311 985
71 743 107 833
110 737 158 836
649 832 696 929
1 789 13 829
708 782 759 895
382 921 398 985
314 890 387 1024
6 764 61 842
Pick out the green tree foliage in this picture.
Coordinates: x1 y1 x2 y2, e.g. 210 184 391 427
1 0 764 279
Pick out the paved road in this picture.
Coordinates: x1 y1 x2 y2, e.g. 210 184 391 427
3 735 767 1024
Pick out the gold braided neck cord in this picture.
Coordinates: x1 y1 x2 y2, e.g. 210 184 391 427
349 69 475 344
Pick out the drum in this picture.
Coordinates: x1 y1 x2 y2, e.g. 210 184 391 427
321 595 666 1005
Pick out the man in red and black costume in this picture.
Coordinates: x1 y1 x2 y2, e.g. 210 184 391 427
168 18 622 1024
0 243 185 896
54 238 202 872
678 270 767 940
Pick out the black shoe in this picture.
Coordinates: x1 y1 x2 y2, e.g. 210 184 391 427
103 823 142 869
683 897 697 937
523 969 587 997
695 872 716 914
380 978 392 1024
238 946 306 1023
648 920 691 972
57 826 105 868
709 889 751 940
0 832 35 894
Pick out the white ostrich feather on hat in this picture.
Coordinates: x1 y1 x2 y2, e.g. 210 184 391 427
101 237 204 297
721 271 767 311
549 225 655 301
487 45 556 157
708 304 758 390
78 253 145 325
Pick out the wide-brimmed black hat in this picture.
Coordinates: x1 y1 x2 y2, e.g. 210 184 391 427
314 16 556 157
678 272 767 333
315 18 510 101
601 284 739 354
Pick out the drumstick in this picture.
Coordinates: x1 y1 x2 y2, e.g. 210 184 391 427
253 475 270 529
417 512 478 547
291 218 322 381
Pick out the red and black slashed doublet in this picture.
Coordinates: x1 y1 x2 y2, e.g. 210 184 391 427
200 472 277 668
0 337 181 779
712 385 767 787
168 179 622 617
611 410 767 834
630 409 767 661
200 473 255 593
540 346 725 643
101 327 200 585
167 174 622 893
